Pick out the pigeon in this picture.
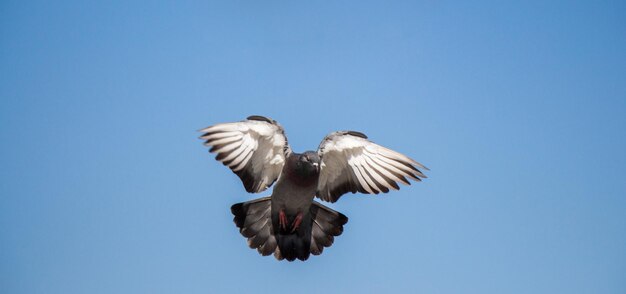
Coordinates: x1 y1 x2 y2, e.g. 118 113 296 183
199 115 428 261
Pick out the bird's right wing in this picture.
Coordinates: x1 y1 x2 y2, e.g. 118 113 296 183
316 131 428 203
199 115 291 193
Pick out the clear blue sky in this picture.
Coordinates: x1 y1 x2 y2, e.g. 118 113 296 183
1 1 625 293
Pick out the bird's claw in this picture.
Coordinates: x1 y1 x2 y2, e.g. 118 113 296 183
290 212 303 233
279 209 288 231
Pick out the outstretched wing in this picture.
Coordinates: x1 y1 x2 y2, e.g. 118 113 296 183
316 131 428 203
199 115 291 193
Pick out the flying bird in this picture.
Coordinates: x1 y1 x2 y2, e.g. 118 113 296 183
199 115 428 261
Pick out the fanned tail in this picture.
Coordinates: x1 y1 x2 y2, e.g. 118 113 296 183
231 198 348 261
231 197 278 256
309 201 348 256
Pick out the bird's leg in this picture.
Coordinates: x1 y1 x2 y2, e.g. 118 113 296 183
290 211 304 233
279 209 288 231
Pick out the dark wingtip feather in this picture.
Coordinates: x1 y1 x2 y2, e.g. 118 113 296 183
198 131 215 139
210 144 228 153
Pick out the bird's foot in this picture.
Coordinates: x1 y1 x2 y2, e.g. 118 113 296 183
279 209 288 231
290 212 304 233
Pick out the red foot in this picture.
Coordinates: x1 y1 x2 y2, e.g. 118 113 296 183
279 209 288 231
290 212 304 233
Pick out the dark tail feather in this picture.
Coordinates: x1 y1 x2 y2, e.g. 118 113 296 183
231 197 278 256
276 232 311 262
309 201 349 256
232 198 348 261
275 201 348 262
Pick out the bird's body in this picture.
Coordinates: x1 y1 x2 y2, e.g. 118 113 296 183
272 152 319 218
200 115 428 261
270 151 321 261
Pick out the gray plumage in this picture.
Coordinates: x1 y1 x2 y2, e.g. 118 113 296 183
199 115 427 261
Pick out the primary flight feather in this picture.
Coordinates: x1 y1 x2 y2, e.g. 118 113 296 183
199 115 428 261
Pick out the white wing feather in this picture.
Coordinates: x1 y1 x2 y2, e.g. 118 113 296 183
316 131 427 202
199 116 290 193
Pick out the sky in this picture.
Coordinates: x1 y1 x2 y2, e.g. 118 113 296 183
1 0 625 293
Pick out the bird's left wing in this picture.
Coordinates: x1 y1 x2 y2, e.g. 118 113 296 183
316 131 428 203
199 115 291 193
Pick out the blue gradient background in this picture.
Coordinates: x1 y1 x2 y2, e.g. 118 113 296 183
1 1 625 293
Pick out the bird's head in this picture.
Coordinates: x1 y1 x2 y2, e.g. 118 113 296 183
295 151 321 176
